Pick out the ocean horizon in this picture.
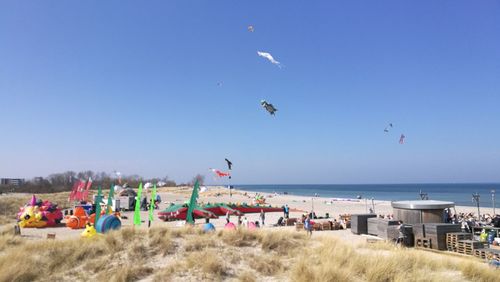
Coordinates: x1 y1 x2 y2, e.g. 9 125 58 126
234 183 500 207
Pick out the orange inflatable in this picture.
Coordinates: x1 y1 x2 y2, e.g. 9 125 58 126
66 207 121 229
66 207 93 229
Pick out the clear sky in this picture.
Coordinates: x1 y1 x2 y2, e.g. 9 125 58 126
1 1 499 184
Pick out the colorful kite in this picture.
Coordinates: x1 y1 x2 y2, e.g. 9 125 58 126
384 123 393 133
210 168 231 178
257 51 281 67
399 134 406 144
261 100 277 115
225 158 233 170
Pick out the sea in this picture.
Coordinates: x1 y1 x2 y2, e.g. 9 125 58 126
235 183 500 207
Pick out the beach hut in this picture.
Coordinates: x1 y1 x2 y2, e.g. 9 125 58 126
391 200 455 224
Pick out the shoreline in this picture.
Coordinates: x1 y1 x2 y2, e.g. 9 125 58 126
232 183 500 208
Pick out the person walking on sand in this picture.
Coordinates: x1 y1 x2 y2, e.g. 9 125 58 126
260 209 266 226
304 214 312 237
226 211 230 224
242 217 249 228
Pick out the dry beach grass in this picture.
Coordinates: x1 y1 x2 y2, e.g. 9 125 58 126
0 226 498 282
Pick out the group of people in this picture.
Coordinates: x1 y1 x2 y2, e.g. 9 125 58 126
446 211 500 233
299 212 352 236
225 209 267 228
139 194 162 211
378 214 395 220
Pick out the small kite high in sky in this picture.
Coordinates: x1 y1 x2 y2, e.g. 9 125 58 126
399 134 406 144
248 25 254 32
257 51 281 67
217 81 223 87
261 100 277 115
384 123 393 133
225 158 233 170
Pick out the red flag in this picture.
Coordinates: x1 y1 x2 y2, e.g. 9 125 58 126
69 180 85 201
82 177 92 200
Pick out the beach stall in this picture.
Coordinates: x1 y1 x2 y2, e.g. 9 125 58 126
391 200 455 224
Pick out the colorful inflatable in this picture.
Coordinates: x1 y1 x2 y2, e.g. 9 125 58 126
66 206 93 229
203 222 216 232
253 195 266 205
81 223 97 238
224 222 236 230
248 222 257 230
95 215 121 233
17 195 63 228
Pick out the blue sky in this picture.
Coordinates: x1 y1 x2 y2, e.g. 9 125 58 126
1 1 499 184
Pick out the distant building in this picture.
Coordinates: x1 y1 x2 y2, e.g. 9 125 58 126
1 178 25 186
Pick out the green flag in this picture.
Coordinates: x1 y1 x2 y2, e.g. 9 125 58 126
186 180 200 224
134 182 143 226
148 184 157 227
107 183 114 214
95 185 103 226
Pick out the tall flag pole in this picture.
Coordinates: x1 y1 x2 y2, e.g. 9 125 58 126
107 183 114 214
148 183 157 228
134 182 143 226
186 180 200 225
95 185 103 226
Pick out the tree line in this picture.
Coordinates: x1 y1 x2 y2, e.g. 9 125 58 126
0 170 179 194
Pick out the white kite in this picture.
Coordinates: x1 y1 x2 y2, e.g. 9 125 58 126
257 51 281 67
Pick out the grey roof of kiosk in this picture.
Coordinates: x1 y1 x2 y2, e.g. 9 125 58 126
392 200 455 210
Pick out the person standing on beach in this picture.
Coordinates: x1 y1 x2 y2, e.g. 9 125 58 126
284 204 289 219
304 214 312 237
243 217 248 228
260 210 266 226
226 211 230 224
396 220 405 246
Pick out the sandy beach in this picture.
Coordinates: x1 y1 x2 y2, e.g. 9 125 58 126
9 186 496 243
2 187 499 282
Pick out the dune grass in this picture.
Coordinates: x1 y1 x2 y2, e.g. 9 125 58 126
0 226 498 282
